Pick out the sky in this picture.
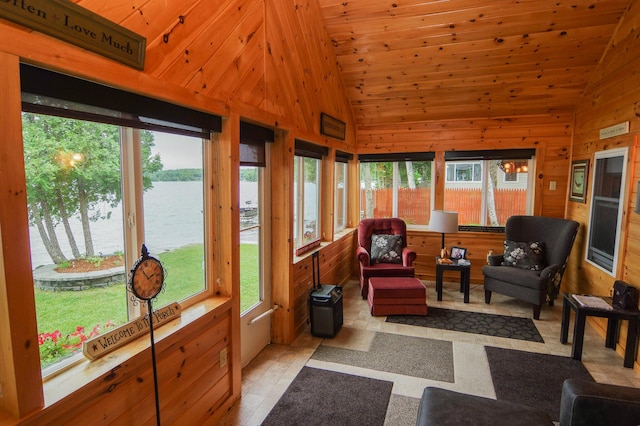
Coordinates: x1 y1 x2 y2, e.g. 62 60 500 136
150 131 203 170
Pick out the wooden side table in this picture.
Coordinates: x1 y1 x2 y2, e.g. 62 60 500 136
560 292 640 368
435 257 471 303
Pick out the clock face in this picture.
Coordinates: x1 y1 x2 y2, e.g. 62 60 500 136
131 257 164 300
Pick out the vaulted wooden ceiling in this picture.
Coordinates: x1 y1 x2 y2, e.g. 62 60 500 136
318 0 630 125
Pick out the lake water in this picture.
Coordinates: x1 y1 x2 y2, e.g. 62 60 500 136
29 181 258 269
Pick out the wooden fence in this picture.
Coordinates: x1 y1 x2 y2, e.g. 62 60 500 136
361 187 527 225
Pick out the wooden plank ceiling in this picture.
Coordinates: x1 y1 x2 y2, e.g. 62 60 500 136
318 0 630 125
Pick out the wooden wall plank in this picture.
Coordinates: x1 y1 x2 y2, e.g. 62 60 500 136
291 232 356 339
0 52 44 419
567 3 640 369
357 115 573 219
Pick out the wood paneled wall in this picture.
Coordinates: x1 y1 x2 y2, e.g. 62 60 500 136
0 0 358 423
21 305 233 426
408 230 506 285
567 0 640 370
355 115 575 296
357 115 574 218
291 232 357 338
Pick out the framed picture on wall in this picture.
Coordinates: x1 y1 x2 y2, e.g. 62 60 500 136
569 159 589 203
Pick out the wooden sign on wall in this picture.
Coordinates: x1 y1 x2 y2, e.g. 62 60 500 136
599 121 629 140
321 113 346 140
0 0 146 69
83 302 181 360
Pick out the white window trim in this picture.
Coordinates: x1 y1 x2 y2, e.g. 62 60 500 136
293 155 321 250
446 162 482 183
584 147 628 277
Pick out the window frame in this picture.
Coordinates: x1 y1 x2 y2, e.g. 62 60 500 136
358 153 434 226
293 155 322 250
334 160 348 233
443 149 535 227
21 67 216 376
584 147 628 276
446 162 482 183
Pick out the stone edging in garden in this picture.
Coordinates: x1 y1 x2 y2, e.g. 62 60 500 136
33 264 126 291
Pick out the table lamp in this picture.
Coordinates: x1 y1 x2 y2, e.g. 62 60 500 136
429 210 459 250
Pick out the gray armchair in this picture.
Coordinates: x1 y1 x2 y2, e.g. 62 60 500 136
482 215 579 320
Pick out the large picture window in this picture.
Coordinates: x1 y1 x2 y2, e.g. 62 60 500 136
21 64 218 373
585 148 628 275
444 150 534 226
359 153 434 225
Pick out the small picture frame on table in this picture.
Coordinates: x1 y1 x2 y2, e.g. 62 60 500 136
450 246 467 259
569 159 589 203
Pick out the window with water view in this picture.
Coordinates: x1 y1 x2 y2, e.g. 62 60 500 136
24 112 207 372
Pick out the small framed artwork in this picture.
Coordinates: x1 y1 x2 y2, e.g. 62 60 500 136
569 159 589 203
450 246 467 259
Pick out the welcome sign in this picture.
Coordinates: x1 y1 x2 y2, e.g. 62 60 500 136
83 302 181 360
0 0 146 69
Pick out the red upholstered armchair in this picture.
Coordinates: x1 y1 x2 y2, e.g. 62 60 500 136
356 218 416 299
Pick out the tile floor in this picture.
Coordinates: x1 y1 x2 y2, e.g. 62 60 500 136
221 280 640 425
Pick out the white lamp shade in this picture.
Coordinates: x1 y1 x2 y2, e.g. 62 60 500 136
429 210 459 234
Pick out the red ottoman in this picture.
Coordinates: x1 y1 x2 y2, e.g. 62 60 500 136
368 277 427 316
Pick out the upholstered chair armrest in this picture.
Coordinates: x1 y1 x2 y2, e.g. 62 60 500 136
560 379 640 426
402 247 417 266
356 246 371 267
488 254 504 266
540 263 562 280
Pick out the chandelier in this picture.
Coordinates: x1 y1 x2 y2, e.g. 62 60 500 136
498 160 528 173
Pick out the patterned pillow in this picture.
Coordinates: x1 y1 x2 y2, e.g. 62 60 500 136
502 240 545 271
370 234 403 264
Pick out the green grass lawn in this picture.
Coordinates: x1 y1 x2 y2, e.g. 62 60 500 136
35 243 260 336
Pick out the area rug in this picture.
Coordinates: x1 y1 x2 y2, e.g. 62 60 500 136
311 331 454 382
386 308 544 343
261 366 393 426
485 346 594 421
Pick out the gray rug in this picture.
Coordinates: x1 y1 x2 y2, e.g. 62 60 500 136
261 366 393 426
386 308 544 343
311 331 454 382
384 394 421 426
485 346 594 422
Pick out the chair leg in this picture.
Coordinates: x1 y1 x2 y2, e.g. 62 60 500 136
484 290 492 304
533 305 541 320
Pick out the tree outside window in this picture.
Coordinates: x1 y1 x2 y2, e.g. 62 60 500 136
24 113 207 372
444 157 532 226
360 160 432 225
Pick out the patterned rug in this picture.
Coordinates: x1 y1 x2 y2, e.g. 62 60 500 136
261 367 392 426
386 307 544 343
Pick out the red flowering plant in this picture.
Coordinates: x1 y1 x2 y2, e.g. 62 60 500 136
38 321 115 368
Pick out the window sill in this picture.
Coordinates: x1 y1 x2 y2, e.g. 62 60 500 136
41 296 231 408
333 227 356 240
293 229 356 263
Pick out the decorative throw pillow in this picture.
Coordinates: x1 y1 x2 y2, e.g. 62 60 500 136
502 240 545 271
370 234 403 264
